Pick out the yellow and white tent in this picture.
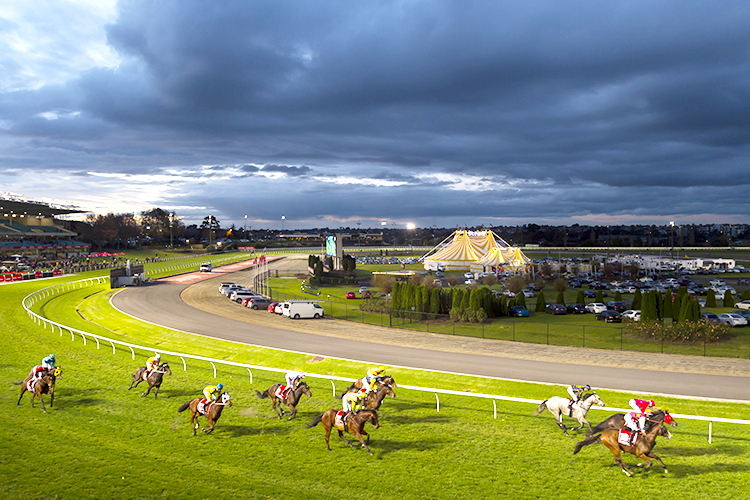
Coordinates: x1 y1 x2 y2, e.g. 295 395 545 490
422 229 530 273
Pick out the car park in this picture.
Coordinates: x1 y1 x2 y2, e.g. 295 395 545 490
509 305 530 317
566 303 586 314
734 300 750 311
244 297 272 310
585 302 607 314
545 303 567 315
718 313 748 327
596 310 622 323
346 291 356 299
701 312 721 324
622 310 641 322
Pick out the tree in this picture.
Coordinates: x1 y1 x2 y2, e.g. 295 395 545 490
632 289 642 310
663 292 674 321
141 208 184 244
452 289 463 313
506 276 525 294
540 262 552 276
553 278 568 293
535 292 546 312
556 291 566 306
723 291 735 308
595 290 604 303
576 290 585 305
517 293 526 309
614 291 622 301
199 215 221 244
706 289 716 308
742 290 750 301
534 277 545 291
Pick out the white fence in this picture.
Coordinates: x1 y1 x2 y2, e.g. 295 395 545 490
23 277 750 443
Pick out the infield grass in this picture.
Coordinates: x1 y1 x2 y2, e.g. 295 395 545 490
2 265 750 499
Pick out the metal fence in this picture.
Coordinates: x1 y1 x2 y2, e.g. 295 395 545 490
21 276 750 443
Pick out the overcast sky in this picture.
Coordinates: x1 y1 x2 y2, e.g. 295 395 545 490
2 1 749 229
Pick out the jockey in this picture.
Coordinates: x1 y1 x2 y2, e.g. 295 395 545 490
567 384 591 404
42 354 56 371
362 366 385 394
343 388 367 416
629 398 655 414
285 371 305 391
203 383 223 403
145 353 161 379
624 399 655 445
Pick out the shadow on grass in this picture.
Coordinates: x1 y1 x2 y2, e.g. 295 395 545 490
382 413 452 425
666 462 750 477
374 436 447 458
55 397 107 408
662 442 748 457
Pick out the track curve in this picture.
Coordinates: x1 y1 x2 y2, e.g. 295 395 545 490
111 257 750 402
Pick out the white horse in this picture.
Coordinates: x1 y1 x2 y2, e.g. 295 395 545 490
533 392 605 435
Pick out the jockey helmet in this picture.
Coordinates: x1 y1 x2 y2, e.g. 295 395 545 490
216 383 223 390
154 353 161 360
49 354 55 360
649 400 655 407
359 388 367 396
377 366 384 374
584 384 591 391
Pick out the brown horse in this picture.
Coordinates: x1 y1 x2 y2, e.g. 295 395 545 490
343 383 396 410
574 418 673 476
16 367 63 413
255 381 312 420
129 362 172 399
177 392 232 435
587 409 677 436
340 375 396 398
306 409 379 455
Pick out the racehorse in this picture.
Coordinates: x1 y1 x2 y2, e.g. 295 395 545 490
339 375 396 398
574 418 673 476
255 382 312 420
343 383 396 410
306 409 379 456
129 362 172 399
15 367 63 413
587 409 677 436
532 392 605 435
177 392 232 435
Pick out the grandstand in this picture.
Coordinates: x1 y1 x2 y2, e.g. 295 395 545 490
0 194 90 256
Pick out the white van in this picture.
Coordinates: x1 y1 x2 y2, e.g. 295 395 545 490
200 262 212 272
281 301 325 319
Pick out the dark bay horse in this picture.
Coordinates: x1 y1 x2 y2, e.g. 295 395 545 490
129 362 172 399
255 382 312 420
306 409 379 455
574 418 673 476
16 367 63 413
588 409 677 436
343 383 396 410
177 392 232 435
340 375 396 398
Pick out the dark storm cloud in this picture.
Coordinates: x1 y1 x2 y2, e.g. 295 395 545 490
2 1 750 225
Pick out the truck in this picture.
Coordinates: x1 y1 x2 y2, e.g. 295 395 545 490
281 300 325 319
424 261 446 272
199 262 212 272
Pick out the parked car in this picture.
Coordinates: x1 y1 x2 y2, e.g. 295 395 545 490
222 284 246 296
281 301 325 319
273 303 284 314
622 310 641 322
522 289 535 298
606 301 627 313
701 312 721 324
585 302 607 314
739 278 750 287
345 291 357 299
267 302 279 313
231 290 262 303
435 271 444 277
509 305 530 317
734 300 750 311
465 279 477 285
464 273 475 279
244 297 272 310
218 282 236 293
583 290 597 298
545 303 567 315
566 303 586 314
359 286 369 294
596 310 622 323
199 262 212 272
734 310 750 323
718 313 748 327
503 290 516 298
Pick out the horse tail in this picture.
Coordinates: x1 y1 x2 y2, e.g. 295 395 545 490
306 413 324 429
573 434 601 454
532 400 548 416
255 389 269 399
177 401 191 412
12 380 23 386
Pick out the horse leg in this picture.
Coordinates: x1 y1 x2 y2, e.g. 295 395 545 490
191 412 198 436
324 424 332 451
646 451 669 473
153 384 160 400
555 412 569 435
272 399 283 419
142 384 152 398
339 430 354 448
50 386 55 407
572 417 590 433
17 386 27 406
288 406 297 421
39 393 47 413
354 431 373 456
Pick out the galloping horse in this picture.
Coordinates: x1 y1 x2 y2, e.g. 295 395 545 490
306 409 379 455
587 409 677 436
177 392 232 435
339 375 396 398
533 392 605 435
129 362 172 399
343 383 396 410
574 418 674 476
16 367 63 413
255 382 312 420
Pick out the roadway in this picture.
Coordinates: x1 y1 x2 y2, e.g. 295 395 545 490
111 256 750 402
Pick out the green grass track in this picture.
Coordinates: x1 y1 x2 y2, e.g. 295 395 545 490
2 265 750 499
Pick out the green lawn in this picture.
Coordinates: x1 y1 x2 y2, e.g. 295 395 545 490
3 261 750 499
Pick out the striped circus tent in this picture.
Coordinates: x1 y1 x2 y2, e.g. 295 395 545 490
422 229 529 272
